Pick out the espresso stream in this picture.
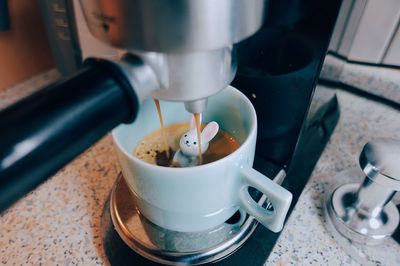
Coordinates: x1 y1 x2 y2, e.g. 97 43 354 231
153 99 169 158
194 113 203 164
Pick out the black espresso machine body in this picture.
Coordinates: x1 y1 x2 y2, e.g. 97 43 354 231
225 0 343 264
0 0 342 264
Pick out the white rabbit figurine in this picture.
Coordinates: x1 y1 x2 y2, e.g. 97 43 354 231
173 115 219 167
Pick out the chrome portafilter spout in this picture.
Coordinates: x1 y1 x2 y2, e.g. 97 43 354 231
136 46 237 114
327 138 400 245
115 47 237 114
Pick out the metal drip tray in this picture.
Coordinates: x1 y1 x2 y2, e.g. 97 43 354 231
103 173 268 265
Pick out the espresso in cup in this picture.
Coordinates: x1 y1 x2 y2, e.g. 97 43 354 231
133 122 240 167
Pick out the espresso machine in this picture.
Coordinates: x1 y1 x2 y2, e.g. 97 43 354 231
0 0 266 208
0 0 342 264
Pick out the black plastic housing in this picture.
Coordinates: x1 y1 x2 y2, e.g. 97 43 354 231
0 60 138 212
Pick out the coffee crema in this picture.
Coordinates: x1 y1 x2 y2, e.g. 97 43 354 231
134 122 240 167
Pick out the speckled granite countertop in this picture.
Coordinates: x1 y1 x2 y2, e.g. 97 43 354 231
267 85 400 266
1 67 400 265
320 54 400 104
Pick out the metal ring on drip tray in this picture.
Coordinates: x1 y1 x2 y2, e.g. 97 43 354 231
108 173 265 265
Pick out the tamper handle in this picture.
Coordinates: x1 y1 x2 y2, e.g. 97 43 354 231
356 139 400 216
359 138 400 189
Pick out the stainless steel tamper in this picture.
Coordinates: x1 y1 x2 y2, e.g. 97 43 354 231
327 138 400 245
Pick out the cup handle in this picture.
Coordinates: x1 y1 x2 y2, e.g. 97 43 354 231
239 166 293 232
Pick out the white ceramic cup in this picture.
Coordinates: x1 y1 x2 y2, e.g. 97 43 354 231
112 86 292 233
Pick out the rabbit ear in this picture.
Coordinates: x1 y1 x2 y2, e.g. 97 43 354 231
201 121 219 143
189 113 202 130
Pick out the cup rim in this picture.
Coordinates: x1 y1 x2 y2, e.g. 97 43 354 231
112 86 257 172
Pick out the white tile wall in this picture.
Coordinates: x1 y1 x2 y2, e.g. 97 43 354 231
383 23 400 65
329 0 400 66
347 0 400 63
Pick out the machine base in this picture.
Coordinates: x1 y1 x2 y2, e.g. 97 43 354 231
101 174 266 265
